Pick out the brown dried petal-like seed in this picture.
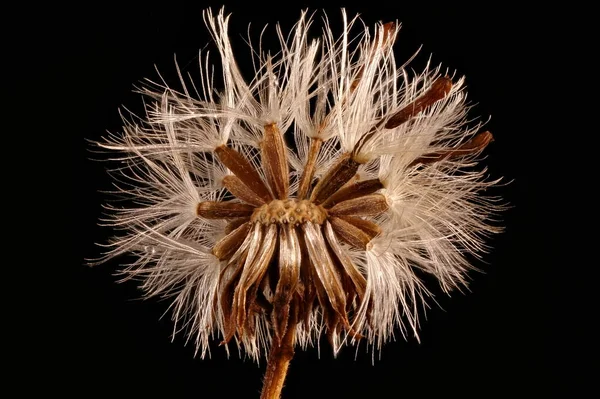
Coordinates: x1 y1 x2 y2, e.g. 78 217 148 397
328 194 389 217
197 201 255 219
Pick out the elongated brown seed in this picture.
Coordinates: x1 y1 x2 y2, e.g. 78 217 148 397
310 153 360 204
323 221 367 300
302 223 349 328
350 22 397 92
337 215 381 240
352 76 453 157
233 224 277 336
408 131 494 167
322 178 383 208
222 175 266 207
272 224 301 341
329 194 389 217
261 124 289 200
224 217 251 234
385 76 453 129
215 145 273 202
212 222 252 260
197 201 255 219
296 138 322 200
329 216 373 250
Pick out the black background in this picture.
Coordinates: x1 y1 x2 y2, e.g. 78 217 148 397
61 1 553 397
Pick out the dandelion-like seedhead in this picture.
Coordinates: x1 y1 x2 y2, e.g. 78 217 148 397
95 8 503 362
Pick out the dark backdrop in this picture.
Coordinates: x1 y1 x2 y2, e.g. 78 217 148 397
63 2 551 397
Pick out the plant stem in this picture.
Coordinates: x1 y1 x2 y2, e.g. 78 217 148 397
260 309 298 399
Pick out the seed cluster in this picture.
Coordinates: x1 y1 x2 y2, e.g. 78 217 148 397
195 72 492 347
197 133 388 344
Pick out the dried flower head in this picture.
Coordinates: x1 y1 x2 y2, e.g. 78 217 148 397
94 8 503 398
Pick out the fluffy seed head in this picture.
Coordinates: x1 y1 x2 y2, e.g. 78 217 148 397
94 8 504 361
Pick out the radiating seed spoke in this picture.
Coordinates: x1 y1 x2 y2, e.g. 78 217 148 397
297 138 322 200
384 76 453 129
310 153 360 205
233 224 277 336
352 76 453 156
222 175 266 207
215 145 273 202
212 222 252 260
302 223 349 328
336 215 381 241
225 217 251 234
329 194 389 217
408 131 494 167
272 224 301 341
261 124 289 200
328 216 373 250
323 221 367 299
197 201 254 219
321 178 383 208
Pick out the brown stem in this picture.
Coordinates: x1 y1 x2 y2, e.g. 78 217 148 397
260 306 298 399
297 138 322 200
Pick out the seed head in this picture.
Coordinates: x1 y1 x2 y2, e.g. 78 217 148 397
95 8 504 361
